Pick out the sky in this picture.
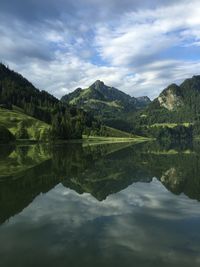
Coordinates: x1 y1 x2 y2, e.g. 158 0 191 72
0 0 200 99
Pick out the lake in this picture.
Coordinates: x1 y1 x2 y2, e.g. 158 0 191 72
0 141 200 267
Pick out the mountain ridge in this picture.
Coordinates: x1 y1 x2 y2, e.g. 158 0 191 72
0 63 138 140
61 80 151 121
0 63 101 140
134 75 200 129
2 62 200 139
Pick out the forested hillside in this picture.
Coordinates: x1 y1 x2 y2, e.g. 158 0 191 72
0 64 136 141
0 64 101 141
136 76 200 125
130 75 200 140
2 63 200 143
61 80 151 132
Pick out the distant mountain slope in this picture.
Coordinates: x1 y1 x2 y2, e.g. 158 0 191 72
138 75 200 124
61 80 151 117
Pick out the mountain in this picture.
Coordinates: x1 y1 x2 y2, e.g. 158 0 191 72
0 64 100 140
61 80 151 116
0 63 79 141
136 96 152 108
2 141 200 224
157 84 183 111
0 63 59 123
0 64 138 140
137 75 200 125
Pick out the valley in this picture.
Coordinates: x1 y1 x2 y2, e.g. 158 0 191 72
0 63 200 144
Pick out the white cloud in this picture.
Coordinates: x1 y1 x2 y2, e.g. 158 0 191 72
99 4 199 62
1 0 200 98
2 179 200 266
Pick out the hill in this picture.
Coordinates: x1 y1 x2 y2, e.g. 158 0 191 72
0 107 50 141
1 105 139 141
0 63 59 123
0 64 99 140
61 80 150 120
137 75 200 125
0 63 140 141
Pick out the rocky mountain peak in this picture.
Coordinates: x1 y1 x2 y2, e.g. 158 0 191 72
61 80 151 116
157 84 183 111
136 96 151 104
90 80 105 91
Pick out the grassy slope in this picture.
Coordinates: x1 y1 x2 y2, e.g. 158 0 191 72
149 122 192 128
0 107 50 140
102 126 138 138
83 126 149 144
69 88 92 105
0 107 146 142
82 136 149 145
69 87 123 110
86 99 122 108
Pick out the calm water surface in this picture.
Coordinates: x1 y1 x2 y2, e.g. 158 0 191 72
0 142 200 267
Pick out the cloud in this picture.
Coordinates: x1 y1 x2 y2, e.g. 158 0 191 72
9 52 133 98
95 1 200 67
1 180 200 266
0 0 200 99
0 0 181 23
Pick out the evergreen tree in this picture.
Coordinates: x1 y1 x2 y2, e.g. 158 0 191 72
15 121 29 139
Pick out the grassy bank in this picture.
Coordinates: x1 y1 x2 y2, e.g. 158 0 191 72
0 107 150 145
149 122 192 128
82 135 150 145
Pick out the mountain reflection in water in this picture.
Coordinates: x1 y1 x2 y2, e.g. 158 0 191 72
0 141 200 267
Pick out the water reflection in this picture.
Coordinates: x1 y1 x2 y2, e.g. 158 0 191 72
1 142 200 224
0 142 200 266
